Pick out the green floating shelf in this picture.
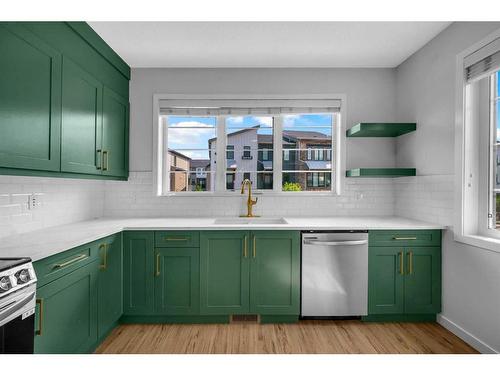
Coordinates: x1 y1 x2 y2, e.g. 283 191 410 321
346 168 416 178
346 123 416 137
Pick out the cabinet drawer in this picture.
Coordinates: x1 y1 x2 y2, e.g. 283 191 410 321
34 241 99 288
155 231 200 248
369 230 441 247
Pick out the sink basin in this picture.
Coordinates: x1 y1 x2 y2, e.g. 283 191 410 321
214 217 288 225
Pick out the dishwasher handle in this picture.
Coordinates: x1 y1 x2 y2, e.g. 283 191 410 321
303 239 368 246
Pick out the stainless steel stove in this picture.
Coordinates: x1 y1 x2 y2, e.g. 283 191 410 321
0 257 37 354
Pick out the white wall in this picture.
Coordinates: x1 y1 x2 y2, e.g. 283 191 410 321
395 22 500 353
0 175 104 239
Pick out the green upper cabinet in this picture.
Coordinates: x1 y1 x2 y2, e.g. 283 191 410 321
368 247 405 314
154 247 200 315
61 57 103 174
404 247 441 314
200 231 250 315
35 260 98 354
0 23 61 171
250 231 300 315
123 231 155 316
97 234 123 339
0 22 129 180
102 87 129 177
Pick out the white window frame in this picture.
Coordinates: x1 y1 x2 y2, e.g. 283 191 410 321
153 94 346 197
455 27 500 253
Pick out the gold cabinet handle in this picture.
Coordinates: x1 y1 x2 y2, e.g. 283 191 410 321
408 250 413 275
96 149 102 170
398 251 404 275
253 235 256 258
393 236 417 240
36 298 43 336
243 235 248 258
53 254 87 269
164 237 188 241
99 244 107 270
155 253 160 277
103 150 108 171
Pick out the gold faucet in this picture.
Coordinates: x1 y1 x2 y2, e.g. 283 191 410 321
240 179 259 217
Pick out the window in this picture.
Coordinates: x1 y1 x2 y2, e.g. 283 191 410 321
164 116 216 192
489 71 500 230
281 114 334 192
226 145 234 160
157 96 341 195
457 32 500 251
242 146 252 159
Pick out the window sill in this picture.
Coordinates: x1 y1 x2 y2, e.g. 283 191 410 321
454 233 500 254
161 191 339 197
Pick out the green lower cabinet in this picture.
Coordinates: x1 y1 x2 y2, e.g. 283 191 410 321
250 231 300 315
35 260 98 354
97 234 123 340
200 231 250 315
368 243 441 320
404 247 441 314
123 231 155 315
200 230 300 318
154 247 200 315
368 247 405 314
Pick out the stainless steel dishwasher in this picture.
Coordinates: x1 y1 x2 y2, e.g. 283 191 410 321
301 230 368 318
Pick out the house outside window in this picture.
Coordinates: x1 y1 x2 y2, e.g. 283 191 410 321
242 146 252 159
226 145 234 159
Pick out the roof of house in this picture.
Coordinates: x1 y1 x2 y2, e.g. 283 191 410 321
168 149 191 160
190 159 210 169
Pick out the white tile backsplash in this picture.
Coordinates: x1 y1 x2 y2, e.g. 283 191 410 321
394 174 454 226
103 172 395 218
0 175 105 239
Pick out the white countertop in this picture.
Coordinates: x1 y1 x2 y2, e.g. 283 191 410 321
0 216 445 262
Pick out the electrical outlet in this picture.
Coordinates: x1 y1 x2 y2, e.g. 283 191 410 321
27 194 41 210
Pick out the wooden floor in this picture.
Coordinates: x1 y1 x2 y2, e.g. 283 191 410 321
95 320 478 354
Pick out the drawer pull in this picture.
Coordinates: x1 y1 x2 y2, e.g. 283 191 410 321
398 251 404 275
392 236 417 240
53 254 88 269
164 237 188 241
99 244 107 270
103 150 109 171
408 250 413 275
36 298 43 336
155 253 161 277
243 235 248 258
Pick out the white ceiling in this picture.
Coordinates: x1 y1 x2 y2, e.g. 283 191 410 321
89 22 451 68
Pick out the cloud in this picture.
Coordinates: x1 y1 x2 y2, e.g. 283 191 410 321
251 116 273 127
168 121 214 150
227 116 244 125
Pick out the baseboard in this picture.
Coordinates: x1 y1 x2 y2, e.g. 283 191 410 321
437 314 498 354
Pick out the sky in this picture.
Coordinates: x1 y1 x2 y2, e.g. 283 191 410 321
166 114 334 159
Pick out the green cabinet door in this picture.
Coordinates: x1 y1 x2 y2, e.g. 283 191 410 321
97 234 123 339
123 231 154 315
250 231 300 315
34 261 98 354
0 23 61 171
154 247 200 315
368 247 405 314
200 231 250 315
102 87 129 177
404 247 441 314
60 57 103 174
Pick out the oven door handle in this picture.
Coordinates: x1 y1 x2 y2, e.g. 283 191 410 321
0 291 35 323
303 239 368 246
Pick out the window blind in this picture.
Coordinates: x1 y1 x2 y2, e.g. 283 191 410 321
465 37 500 82
159 98 341 116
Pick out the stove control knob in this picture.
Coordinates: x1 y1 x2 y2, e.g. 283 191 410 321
16 269 30 284
0 276 11 292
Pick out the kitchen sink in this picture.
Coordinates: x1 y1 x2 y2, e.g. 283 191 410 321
213 217 288 225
